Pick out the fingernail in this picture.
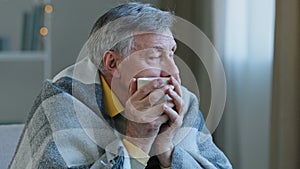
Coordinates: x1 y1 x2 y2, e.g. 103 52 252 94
170 85 175 90
163 104 168 110
168 88 174 94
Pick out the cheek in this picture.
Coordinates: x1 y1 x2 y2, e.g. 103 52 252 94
122 59 153 76
118 59 140 74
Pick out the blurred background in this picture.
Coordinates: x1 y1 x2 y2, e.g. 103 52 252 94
0 0 299 169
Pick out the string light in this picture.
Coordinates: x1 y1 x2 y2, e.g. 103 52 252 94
44 4 53 13
40 27 48 36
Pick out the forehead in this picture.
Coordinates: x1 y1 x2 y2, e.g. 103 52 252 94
132 30 176 51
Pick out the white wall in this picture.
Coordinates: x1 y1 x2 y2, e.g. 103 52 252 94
51 0 121 76
0 0 43 123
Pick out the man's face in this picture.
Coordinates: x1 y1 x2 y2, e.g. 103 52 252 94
114 30 181 91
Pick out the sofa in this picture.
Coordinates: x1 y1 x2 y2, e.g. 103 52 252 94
0 124 24 169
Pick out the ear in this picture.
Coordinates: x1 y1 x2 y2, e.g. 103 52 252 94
103 50 121 78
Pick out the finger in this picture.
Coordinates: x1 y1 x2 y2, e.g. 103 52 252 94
139 85 174 107
132 78 166 100
167 88 184 115
154 114 169 125
130 85 174 110
169 76 182 97
129 78 137 96
139 102 174 123
163 104 181 124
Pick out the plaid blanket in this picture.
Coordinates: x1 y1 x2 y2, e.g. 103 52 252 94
9 57 232 169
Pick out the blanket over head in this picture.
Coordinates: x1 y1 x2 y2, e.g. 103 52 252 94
9 57 232 169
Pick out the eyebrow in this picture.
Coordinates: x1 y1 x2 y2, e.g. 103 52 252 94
152 46 164 50
152 44 177 51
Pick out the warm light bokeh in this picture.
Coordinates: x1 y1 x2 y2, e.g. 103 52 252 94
44 4 53 14
40 27 48 36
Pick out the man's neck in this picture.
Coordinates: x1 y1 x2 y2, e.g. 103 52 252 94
101 74 128 106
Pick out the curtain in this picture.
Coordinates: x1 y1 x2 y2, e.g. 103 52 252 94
214 0 275 168
160 0 277 169
269 0 300 168
160 0 275 168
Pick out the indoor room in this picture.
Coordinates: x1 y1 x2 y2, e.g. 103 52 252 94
0 0 299 169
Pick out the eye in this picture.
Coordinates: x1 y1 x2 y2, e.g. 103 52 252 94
171 45 177 52
147 51 161 60
148 56 161 61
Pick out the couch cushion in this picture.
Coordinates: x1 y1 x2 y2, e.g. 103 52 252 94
0 124 24 169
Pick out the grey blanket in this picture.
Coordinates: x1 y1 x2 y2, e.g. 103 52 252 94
9 57 232 169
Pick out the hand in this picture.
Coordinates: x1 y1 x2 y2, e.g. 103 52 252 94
151 77 184 167
123 78 175 154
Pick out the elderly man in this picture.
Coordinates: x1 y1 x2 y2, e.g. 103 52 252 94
9 2 232 169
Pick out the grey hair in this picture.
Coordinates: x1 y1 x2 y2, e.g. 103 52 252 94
86 2 175 74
